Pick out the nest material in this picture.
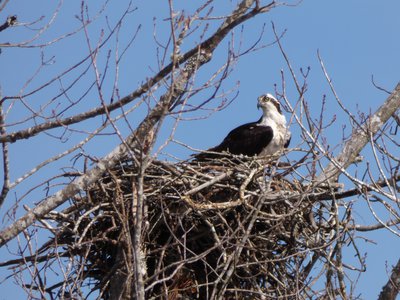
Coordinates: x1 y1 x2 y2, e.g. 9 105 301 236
37 157 335 299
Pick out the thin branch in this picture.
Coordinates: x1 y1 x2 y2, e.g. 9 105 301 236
0 1 275 145
315 81 400 184
0 0 277 248
0 106 10 207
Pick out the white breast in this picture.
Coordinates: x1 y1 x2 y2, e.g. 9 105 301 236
259 111 290 157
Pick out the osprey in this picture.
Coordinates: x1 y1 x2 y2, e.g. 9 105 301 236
194 94 291 160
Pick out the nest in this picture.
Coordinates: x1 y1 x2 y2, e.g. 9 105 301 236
25 156 339 299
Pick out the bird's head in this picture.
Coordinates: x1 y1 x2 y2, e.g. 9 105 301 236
257 93 282 114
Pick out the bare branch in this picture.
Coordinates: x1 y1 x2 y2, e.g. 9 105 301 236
2 2 399 299
0 105 10 206
378 258 400 300
315 82 400 184
0 0 276 249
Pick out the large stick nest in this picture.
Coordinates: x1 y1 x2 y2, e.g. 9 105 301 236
19 157 343 299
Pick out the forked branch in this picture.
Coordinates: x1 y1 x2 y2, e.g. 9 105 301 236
0 0 277 248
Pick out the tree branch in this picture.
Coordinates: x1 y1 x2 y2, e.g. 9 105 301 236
315 82 400 184
0 1 275 144
378 258 400 300
0 0 276 248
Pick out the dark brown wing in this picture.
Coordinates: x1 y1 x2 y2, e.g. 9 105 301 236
194 122 274 160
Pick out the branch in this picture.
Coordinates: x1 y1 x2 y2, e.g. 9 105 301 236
351 219 400 232
378 258 400 300
315 81 400 184
0 106 10 206
0 1 275 144
0 0 276 247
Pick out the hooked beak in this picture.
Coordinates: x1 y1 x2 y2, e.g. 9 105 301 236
257 102 261 110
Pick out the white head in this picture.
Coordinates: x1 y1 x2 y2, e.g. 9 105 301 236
256 93 290 155
257 93 282 115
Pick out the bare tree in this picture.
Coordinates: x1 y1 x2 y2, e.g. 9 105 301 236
0 1 399 299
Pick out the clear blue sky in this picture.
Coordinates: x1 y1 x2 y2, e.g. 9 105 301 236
1 1 399 299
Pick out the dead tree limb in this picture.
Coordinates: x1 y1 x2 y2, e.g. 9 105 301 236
315 81 400 184
378 258 400 300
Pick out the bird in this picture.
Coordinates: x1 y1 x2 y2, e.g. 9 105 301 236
193 94 291 161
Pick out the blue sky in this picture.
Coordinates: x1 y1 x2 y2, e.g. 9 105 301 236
1 1 400 299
